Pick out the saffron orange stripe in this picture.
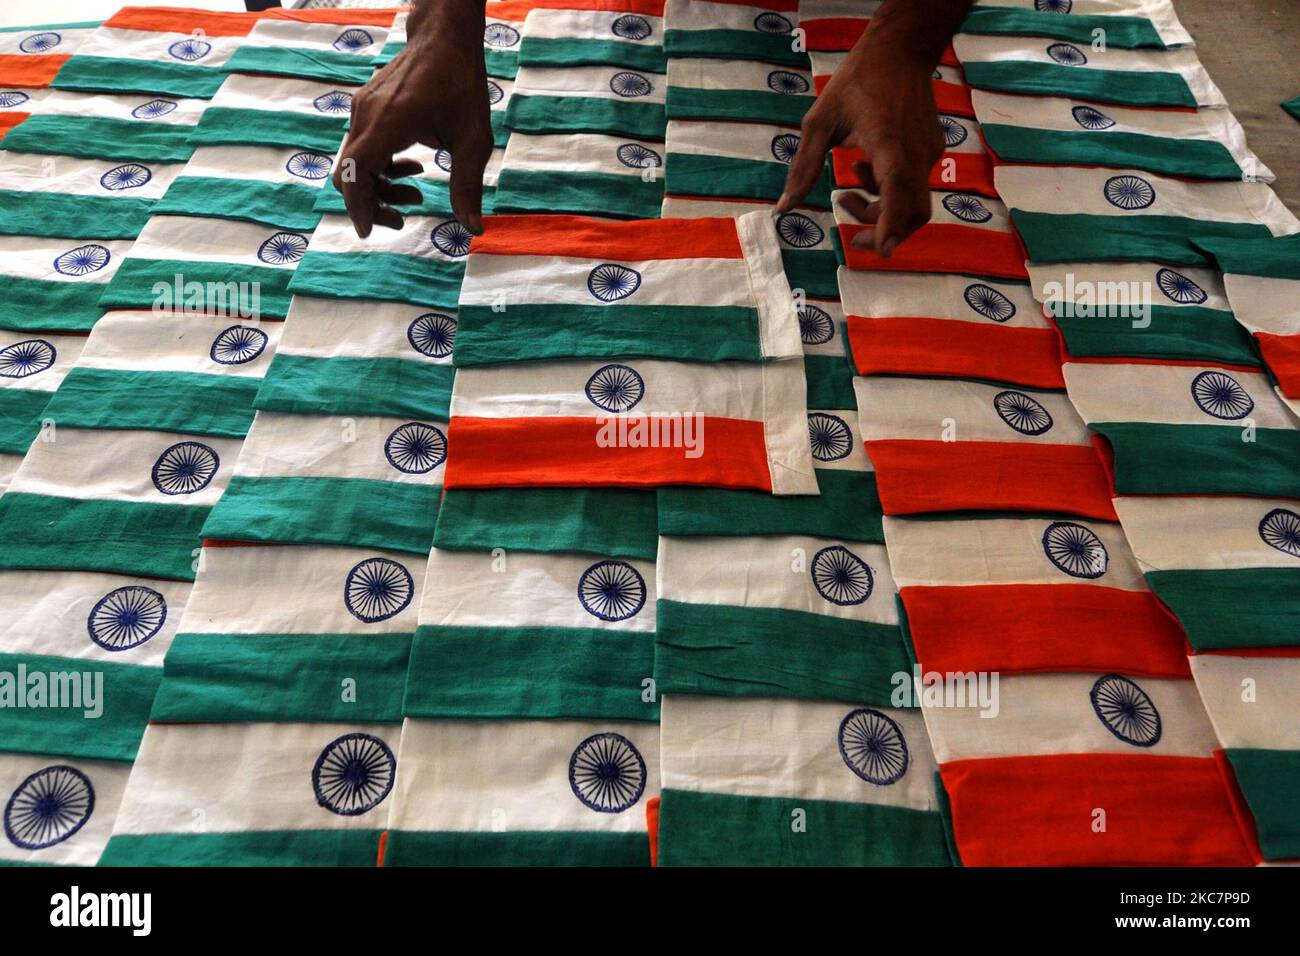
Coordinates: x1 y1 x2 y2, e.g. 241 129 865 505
0 54 69 87
833 146 996 197
103 7 265 36
471 215 744 260
839 222 1028 281
804 17 960 65
1255 332 1300 398
265 8 407 27
0 112 30 142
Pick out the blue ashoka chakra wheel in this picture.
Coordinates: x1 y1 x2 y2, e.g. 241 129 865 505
1259 508 1300 557
313 90 353 114
152 441 220 496
777 212 824 248
584 363 644 412
587 262 642 301
1191 369 1253 420
611 14 652 40
210 324 268 365
770 132 800 164
942 193 993 223
808 412 853 462
431 219 473 257
4 766 93 850
616 142 662 169
434 149 453 172
811 545 873 606
1155 267 1207 304
285 150 331 180
1104 174 1155 210
312 733 395 815
19 32 61 54
754 12 794 33
994 389 1054 435
168 38 212 61
484 22 521 47
99 162 152 191
487 80 504 105
87 585 167 652
1046 42 1087 65
407 312 456 357
257 231 308 264
384 422 447 474
344 557 414 623
609 71 653 97
1090 674 1162 747
1042 521 1108 579
0 91 30 108
767 70 810 95
132 98 178 119
569 732 646 813
1036 0 1073 11
53 243 110 276
963 283 1016 322
798 303 834 344
333 28 374 52
577 560 647 621
0 339 56 378
1071 104 1115 130
838 708 908 785
939 115 968 148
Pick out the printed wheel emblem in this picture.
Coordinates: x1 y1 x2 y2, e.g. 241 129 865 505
19 32 61 54
609 71 653 97
1071 104 1115 130
407 312 456 358
754 12 794 33
963 283 1016 322
434 149 453 172
615 143 661 169
151 441 220 496
770 132 800 164
431 219 473 257
569 733 646 813
1103 174 1156 210
168 38 212 61
87 586 166 652
1191 370 1253 420
484 22 521 47
838 708 908 785
257 231 308 264
286 151 331 180
1090 675 1162 747
487 80 504 105
1156 267 1207 304
210 325 268 365
798 304 834 345
132 98 177 119
1046 42 1087 65
587 262 641 301
994 390 1054 435
313 90 353 114
1259 508 1300 558
99 163 152 191
611 14 652 40
0 91 30 108
53 243 110 276
939 115 968 147
584 363 644 412
0 339 56 378
767 70 810 95
312 733 395 816
811 545 873 606
344 557 414 623
577 560 647 622
1036 0 1073 10
4 766 93 850
384 422 447 474
332 28 373 52
1042 521 1108 579
776 212 823 248
808 412 853 462
942 193 993 223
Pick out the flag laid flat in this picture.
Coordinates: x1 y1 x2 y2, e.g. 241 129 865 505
0 235 130 332
829 109 997 198
482 4 529 78
961 1 1192 48
665 119 832 207
663 0 807 67
520 5 667 73
854 376 1116 518
316 140 507 220
0 20 101 88
153 144 332 231
0 751 129 866
493 131 663 219
658 695 951 865
1062 359 1300 498
0 89 203 164
187 73 361 153
223 16 393 85
666 57 813 126
0 330 84 456
810 53 974 118
798 296 857 409
506 63 667 140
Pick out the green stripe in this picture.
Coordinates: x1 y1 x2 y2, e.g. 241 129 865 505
0 277 108 333
189 107 349 153
981 124 1242 180
667 152 830 207
0 116 196 164
493 169 663 220
1051 305 1261 366
154 176 324 231
484 48 519 79
961 7 1166 48
382 830 649 867
0 388 50 455
42 368 257 437
405 625 658 722
52 56 227 98
373 42 402 67
1093 422 1300 498
0 493 206 581
223 46 378 85
201 475 439 554
804 354 858 409
666 88 811 125
519 36 667 72
1011 211 1272 266
1224 748 1300 860
0 190 153 239
255 354 454 420
1143 568 1300 650
505 94 666 140
455 304 762 366
288 251 465 311
433 487 658 559
99 258 296 320
655 599 909 705
491 109 510 147
1195 234 1300 281
0 652 157 763
781 249 839 298
961 61 1196 108
150 632 411 724
658 788 951 866
99 829 383 867
664 29 810 67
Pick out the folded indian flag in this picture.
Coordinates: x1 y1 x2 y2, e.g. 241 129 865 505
665 119 832 207
0 330 82 457
483 2 529 78
666 56 813 126
493 131 663 219
0 235 130 333
664 0 807 67
854 375 1117 518
962 0 1193 48
224 14 393 85
657 695 951 865
995 165 1298 266
0 89 204 164
520 4 667 73
506 62 666 139
799 295 856 408
0 751 129 866
1062 359 1300 498
189 73 361 154
0 20 101 89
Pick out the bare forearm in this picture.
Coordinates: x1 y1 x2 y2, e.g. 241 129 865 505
854 0 975 71
405 0 487 50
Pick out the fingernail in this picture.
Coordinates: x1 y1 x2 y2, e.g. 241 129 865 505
776 193 790 211
880 237 896 258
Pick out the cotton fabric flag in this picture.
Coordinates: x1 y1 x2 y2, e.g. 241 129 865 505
316 141 506 220
188 74 361 154
663 0 807 67
506 63 667 139
666 57 813 126
665 119 832 207
0 752 130 866
0 20 101 89
0 331 83 457
829 109 997 198
961 0 1193 48
519 4 667 73
223 15 393 85
0 236 130 333
493 131 663 219
0 89 204 164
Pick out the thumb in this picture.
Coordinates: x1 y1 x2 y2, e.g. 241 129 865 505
448 113 492 235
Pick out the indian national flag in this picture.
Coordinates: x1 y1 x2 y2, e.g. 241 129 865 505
809 49 974 118
962 0 1193 49
0 330 82 457
0 752 129 865
0 235 130 332
829 109 996 199
494 131 663 219
223 14 393 85
189 73 361 154
520 3 667 73
506 63 667 140
664 0 807 67
666 57 813 127
153 144 332 231
483 2 529 78
0 89 204 164
318 140 508 220
0 20 101 88
665 119 832 207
